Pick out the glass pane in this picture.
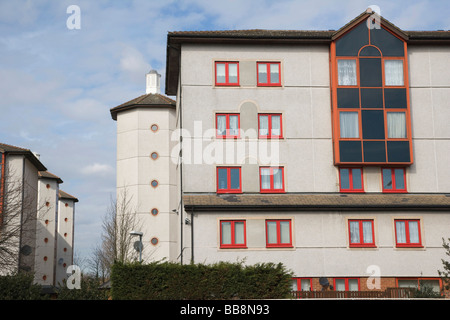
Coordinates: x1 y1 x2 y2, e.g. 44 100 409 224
221 222 231 244
301 279 311 291
229 115 239 136
394 169 405 190
349 221 360 243
351 168 362 190
385 60 404 86
398 280 418 288
218 168 228 190
340 112 359 138
382 169 393 190
338 59 357 86
409 221 420 243
396 221 406 244
259 115 269 136
348 279 359 291
421 280 440 293
271 115 281 136
387 112 406 138
217 115 226 136
258 64 268 83
273 168 283 190
260 168 271 190
291 279 298 291
234 222 245 244
216 63 226 83
267 221 277 244
270 63 280 83
228 63 238 83
335 279 346 291
229 168 240 190
340 168 350 190
280 221 290 244
362 221 373 243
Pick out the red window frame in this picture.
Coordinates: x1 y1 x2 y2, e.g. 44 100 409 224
216 113 240 139
265 219 292 248
348 219 376 248
382 168 407 193
259 167 285 193
292 278 313 292
394 219 422 248
220 220 247 249
257 62 281 86
216 113 241 139
258 113 283 139
339 167 364 193
333 278 360 291
216 167 242 194
215 61 239 86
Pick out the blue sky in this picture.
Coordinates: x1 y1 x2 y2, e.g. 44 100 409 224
1 0 449 265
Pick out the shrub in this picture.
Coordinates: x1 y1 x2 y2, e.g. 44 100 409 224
0 272 45 300
110 261 292 300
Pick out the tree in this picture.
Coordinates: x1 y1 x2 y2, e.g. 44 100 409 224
438 237 450 291
88 188 142 279
0 168 48 275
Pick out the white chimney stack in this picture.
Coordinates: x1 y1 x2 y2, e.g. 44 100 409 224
146 69 161 94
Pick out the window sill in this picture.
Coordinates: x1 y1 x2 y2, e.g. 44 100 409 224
217 191 242 194
349 244 377 248
395 244 423 248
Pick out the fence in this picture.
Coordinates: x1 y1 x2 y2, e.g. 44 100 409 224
291 287 415 299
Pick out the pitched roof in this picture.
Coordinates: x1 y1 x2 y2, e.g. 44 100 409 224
59 189 78 203
183 193 450 212
38 171 63 184
0 142 47 171
110 93 176 120
165 10 450 95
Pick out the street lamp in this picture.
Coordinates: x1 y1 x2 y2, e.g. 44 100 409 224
130 230 143 263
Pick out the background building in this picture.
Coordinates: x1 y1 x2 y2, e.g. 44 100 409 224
0 143 77 288
112 9 450 294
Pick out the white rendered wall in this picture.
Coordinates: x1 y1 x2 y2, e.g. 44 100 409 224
55 198 75 286
34 178 58 286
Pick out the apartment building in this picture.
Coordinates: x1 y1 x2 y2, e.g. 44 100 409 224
0 143 77 288
112 9 450 294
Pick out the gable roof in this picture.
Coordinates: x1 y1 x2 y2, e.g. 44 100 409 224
110 93 176 120
59 189 78 203
0 142 47 171
38 171 63 184
165 10 450 95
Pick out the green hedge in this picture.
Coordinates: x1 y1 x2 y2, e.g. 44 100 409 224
0 272 45 300
110 261 293 300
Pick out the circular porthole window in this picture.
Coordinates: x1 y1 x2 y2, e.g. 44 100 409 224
150 124 159 132
151 152 159 160
151 208 159 216
151 180 159 188
150 237 159 245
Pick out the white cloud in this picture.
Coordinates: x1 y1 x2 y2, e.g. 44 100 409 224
119 44 152 84
81 163 114 176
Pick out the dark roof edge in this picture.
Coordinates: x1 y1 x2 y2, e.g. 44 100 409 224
1 143 47 171
184 204 450 212
110 103 176 120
